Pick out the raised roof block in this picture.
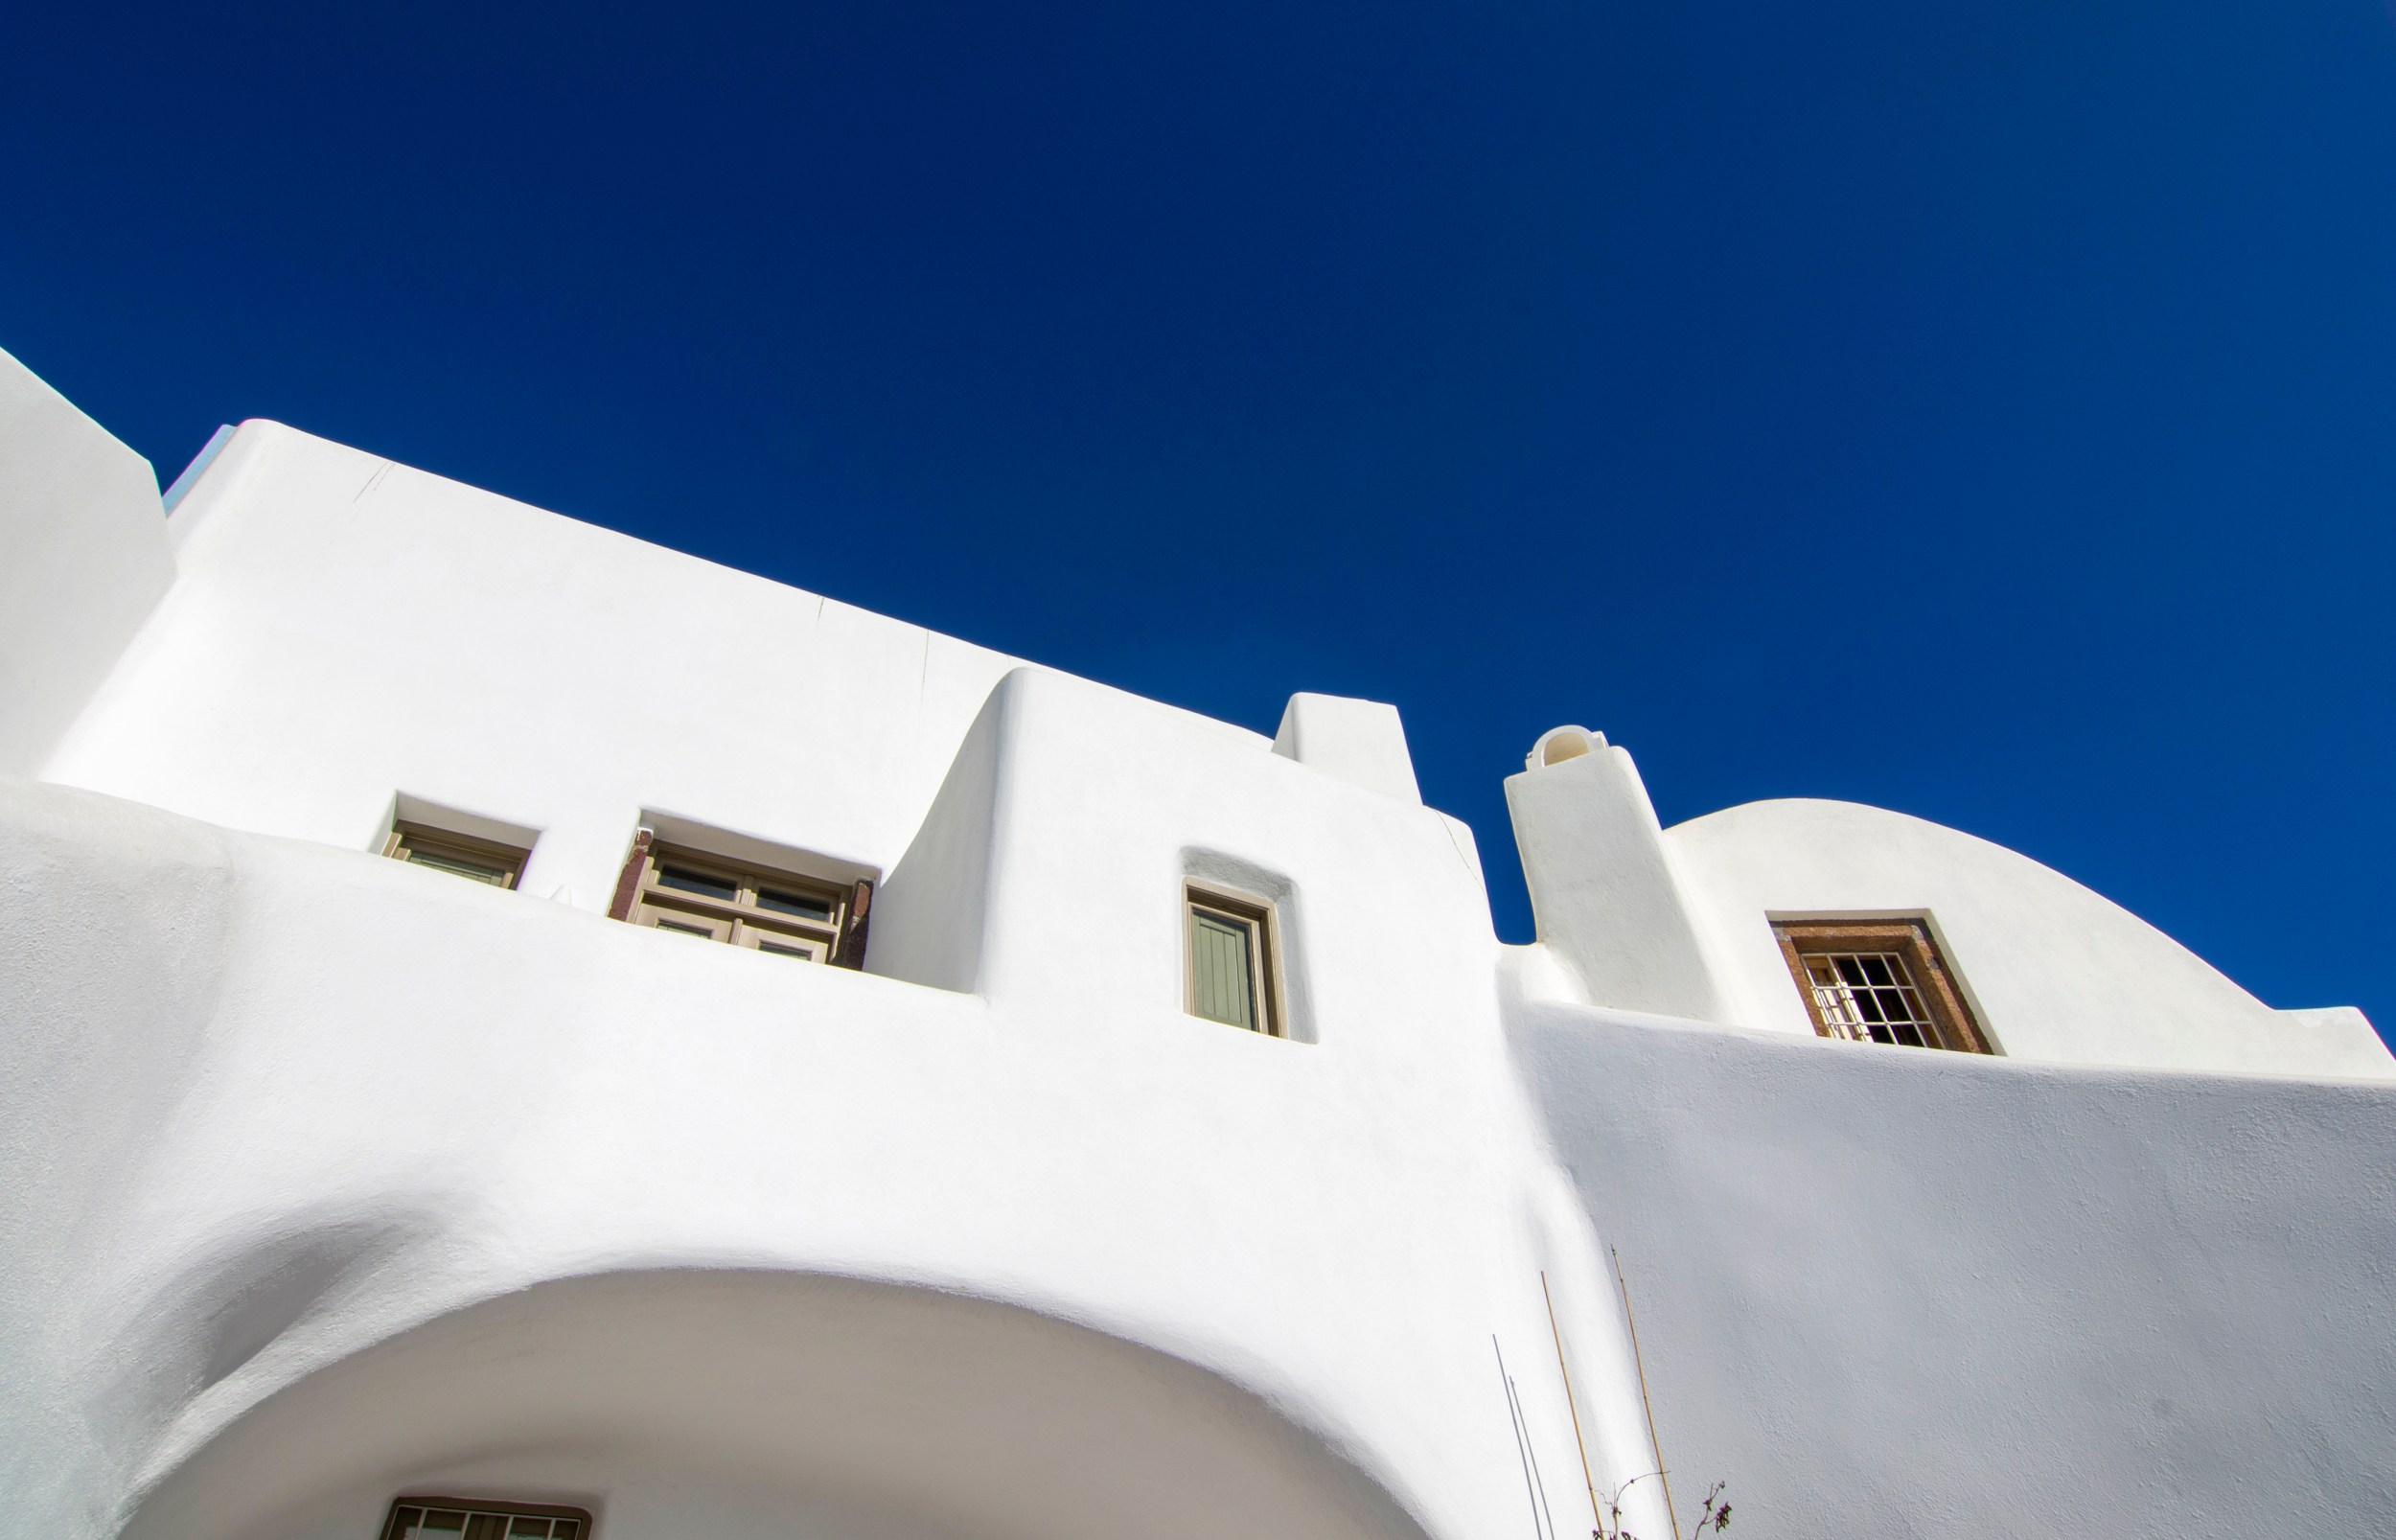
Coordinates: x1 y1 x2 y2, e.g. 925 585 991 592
1270 692 1421 804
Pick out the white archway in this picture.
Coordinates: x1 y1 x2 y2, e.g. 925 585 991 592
123 1269 1435 1540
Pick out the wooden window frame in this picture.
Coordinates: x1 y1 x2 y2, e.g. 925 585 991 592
1183 880 1286 1038
380 820 530 890
379 1495 593 1539
607 829 873 968
1772 917 1993 1054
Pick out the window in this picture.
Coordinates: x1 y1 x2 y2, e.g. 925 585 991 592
380 1497 590 1540
380 820 530 889
607 829 872 967
1772 918 1992 1053
1184 882 1283 1036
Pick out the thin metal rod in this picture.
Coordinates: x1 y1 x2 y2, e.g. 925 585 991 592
1540 1270 1604 1530
1511 1369 1559 1540
1613 1247 1679 1540
1495 1337 1548 1540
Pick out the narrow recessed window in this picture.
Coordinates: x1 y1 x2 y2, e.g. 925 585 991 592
1185 883 1282 1036
1773 918 1993 1053
607 830 872 968
380 820 530 890
380 1497 590 1540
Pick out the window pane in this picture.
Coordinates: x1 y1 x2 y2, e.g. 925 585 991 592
510 1519 555 1537
657 919 715 938
758 940 818 959
657 865 738 901
407 850 512 885
552 1525 580 1540
418 1513 467 1535
388 1509 426 1540
1190 909 1256 1030
757 888 835 921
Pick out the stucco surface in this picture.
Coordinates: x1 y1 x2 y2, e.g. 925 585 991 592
42 419 1261 916
1512 993 2396 1538
0 347 173 775
8 372 2393 1540
1505 747 1726 1023
1271 693 1423 805
1668 797 2391 1076
0 773 1661 1540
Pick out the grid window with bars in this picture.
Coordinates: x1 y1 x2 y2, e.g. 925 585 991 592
380 1498 589 1540
1773 919 1993 1054
628 843 856 963
1184 883 1281 1037
1802 951 1938 1046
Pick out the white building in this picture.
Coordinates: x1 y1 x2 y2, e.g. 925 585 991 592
4 345 2391 1540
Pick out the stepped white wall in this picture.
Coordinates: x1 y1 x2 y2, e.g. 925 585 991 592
3 366 2391 1540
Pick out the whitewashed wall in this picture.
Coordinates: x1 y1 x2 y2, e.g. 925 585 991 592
1668 797 2390 1076
1506 740 2389 1078
0 761 1650 1540
41 419 1048 908
0 347 173 775
5 369 2392 1540
1510 989 2396 1539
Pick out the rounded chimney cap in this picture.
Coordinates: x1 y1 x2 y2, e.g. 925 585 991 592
1527 725 1605 770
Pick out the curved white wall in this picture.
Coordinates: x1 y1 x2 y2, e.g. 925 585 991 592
1668 798 2390 1077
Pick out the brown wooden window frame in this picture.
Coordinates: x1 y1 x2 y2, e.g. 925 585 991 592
1183 880 1286 1038
1772 917 1993 1055
380 820 531 890
379 1495 593 1539
607 829 873 969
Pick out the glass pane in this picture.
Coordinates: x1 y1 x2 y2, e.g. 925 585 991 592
388 1508 425 1540
407 850 512 885
657 919 716 938
758 940 818 960
1190 909 1256 1030
657 865 738 901
757 888 835 921
464 1518 506 1540
510 1519 555 1537
419 1514 467 1535
552 1524 580 1540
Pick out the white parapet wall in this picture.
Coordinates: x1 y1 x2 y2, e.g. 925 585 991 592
1508 984 2396 1539
0 347 174 775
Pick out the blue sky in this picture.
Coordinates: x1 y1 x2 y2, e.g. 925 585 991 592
6 1 2392 1040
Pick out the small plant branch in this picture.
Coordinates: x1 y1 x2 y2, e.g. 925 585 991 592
1591 1474 1731 1540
